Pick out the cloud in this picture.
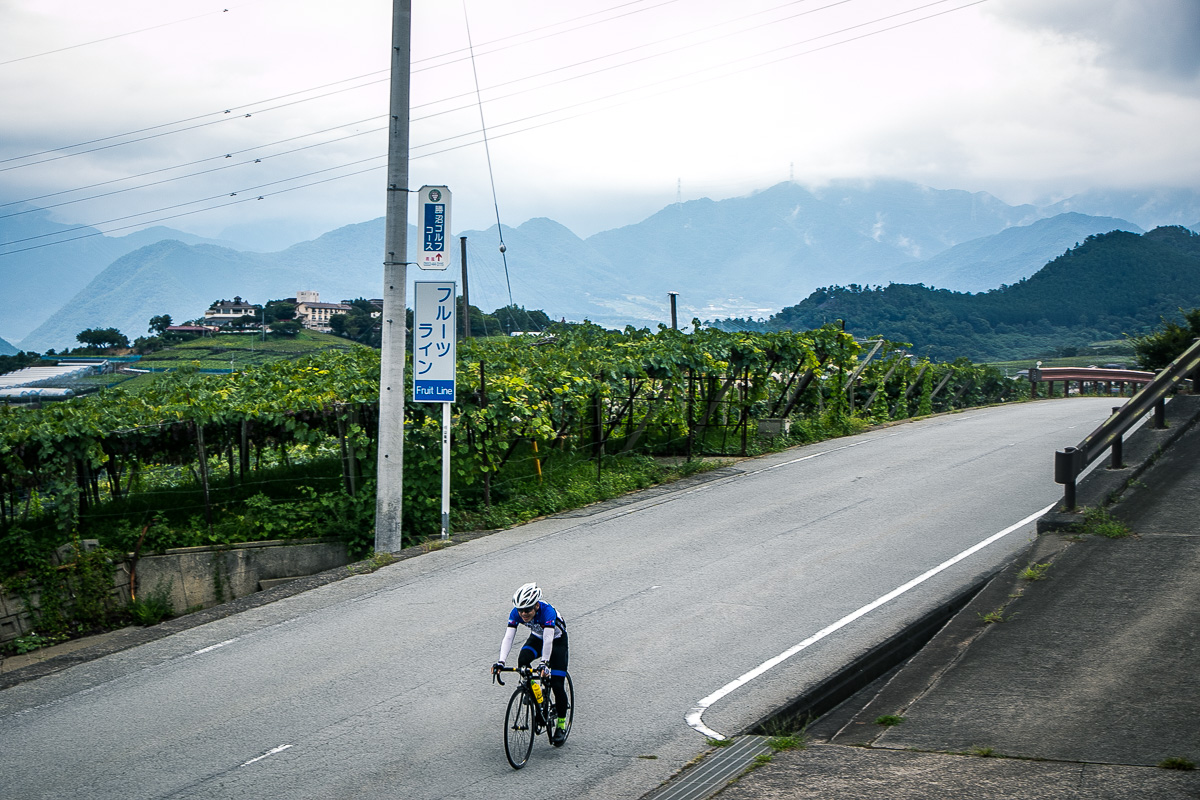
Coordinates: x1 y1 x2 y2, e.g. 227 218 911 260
995 0 1200 86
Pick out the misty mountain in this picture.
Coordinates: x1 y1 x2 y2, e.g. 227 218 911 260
577 180 1044 323
18 224 394 353
1042 188 1200 231
872 212 1143 293
0 335 16 356
12 181 1200 352
0 204 237 344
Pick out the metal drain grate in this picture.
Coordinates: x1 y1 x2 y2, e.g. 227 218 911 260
642 736 772 800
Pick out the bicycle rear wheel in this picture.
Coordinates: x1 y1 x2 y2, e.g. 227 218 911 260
504 687 536 769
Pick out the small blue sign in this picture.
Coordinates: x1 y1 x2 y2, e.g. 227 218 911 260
414 380 456 402
419 185 451 270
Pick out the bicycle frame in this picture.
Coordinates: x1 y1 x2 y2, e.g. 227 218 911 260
494 667 550 722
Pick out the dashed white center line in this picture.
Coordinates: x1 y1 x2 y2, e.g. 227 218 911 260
192 639 238 655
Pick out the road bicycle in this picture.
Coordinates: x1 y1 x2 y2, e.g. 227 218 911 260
493 665 574 769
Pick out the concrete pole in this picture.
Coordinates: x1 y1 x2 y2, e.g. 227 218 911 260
668 291 679 330
460 236 471 340
375 0 411 554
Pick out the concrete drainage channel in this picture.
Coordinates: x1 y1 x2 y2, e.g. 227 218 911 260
640 574 994 800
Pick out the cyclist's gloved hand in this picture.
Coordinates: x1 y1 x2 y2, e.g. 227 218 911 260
492 661 505 675
537 664 551 679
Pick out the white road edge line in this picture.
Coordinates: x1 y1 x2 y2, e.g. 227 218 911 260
240 744 293 767
685 502 1056 740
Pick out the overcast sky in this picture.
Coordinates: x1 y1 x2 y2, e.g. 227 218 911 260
1 0 1197 248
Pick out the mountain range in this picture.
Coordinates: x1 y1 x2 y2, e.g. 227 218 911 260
755 226 1200 362
3 180 1199 354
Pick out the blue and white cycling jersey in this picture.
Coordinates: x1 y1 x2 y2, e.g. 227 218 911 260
507 601 566 640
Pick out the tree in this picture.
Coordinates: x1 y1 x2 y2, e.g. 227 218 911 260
148 314 173 335
490 305 552 335
329 298 381 347
268 319 303 336
1132 308 1200 370
0 351 43 376
76 327 130 351
263 300 296 324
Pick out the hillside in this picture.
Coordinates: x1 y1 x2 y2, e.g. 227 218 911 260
0 335 16 356
87 330 364 392
759 227 1200 361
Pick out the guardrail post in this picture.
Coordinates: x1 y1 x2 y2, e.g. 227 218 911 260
1055 447 1079 511
1154 398 1166 429
1110 407 1123 469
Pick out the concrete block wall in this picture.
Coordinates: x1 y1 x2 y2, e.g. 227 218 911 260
0 560 130 644
1 538 349 645
132 538 349 614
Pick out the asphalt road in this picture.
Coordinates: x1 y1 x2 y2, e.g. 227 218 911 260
0 398 1116 800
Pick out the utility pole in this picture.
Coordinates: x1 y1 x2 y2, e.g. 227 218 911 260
460 236 471 340
375 0 411 553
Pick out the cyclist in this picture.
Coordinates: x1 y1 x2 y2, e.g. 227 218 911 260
492 582 569 744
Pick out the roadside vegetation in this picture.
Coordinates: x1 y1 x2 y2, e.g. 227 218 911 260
0 320 1037 653
14 303 1197 654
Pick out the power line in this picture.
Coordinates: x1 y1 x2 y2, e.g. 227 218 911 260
1 0 990 257
0 77 390 174
0 0 824 202
0 120 388 220
463 1 514 308
0 0 677 166
0 6 240 67
0 0 852 210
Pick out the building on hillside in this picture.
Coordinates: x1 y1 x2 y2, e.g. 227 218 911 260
203 297 259 326
293 290 351 332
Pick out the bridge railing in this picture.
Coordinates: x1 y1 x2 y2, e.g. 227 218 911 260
1055 339 1200 510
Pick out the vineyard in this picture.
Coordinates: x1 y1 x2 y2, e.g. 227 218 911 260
0 322 1028 587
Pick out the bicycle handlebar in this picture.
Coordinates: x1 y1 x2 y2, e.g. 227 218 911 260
492 664 545 686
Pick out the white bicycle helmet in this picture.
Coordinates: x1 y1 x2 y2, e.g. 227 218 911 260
512 582 542 609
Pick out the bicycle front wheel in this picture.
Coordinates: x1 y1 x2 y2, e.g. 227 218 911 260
504 687 536 769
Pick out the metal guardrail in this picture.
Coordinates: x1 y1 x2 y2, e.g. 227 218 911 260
1054 339 1200 510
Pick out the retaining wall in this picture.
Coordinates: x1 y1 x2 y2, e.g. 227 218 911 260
0 538 349 645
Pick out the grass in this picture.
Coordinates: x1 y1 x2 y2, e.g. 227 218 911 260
126 592 174 626
121 330 359 386
978 608 1015 624
1080 506 1133 539
5 630 68 655
767 733 808 751
874 715 905 727
1020 562 1052 581
1158 757 1196 770
348 551 398 574
454 453 722 533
